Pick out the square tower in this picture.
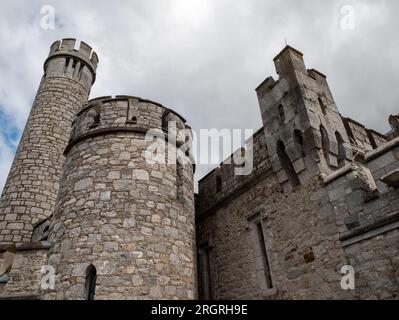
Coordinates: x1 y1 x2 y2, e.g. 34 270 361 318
256 46 353 192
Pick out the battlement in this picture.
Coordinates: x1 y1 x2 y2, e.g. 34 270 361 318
48 38 98 68
44 39 99 86
67 95 191 155
197 128 272 217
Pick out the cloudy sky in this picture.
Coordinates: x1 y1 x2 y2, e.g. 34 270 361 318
0 0 398 193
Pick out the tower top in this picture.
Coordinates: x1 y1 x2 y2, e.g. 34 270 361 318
273 45 304 62
44 38 99 83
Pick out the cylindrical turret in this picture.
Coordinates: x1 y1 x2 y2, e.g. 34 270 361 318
0 39 98 245
45 96 196 300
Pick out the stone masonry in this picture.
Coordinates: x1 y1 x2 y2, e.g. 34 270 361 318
1 41 399 300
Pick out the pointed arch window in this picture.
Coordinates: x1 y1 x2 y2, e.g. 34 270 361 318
84 265 97 300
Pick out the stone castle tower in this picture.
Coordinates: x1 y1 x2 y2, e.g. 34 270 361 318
0 39 98 245
1 41 398 300
0 39 196 299
256 46 353 192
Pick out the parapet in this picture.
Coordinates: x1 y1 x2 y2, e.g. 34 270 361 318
197 128 272 218
45 38 99 83
66 95 191 155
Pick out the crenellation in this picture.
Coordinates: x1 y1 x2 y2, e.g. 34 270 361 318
1 41 398 300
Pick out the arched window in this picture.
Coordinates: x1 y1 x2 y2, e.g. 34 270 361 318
318 97 327 115
320 125 330 165
276 140 300 188
84 265 97 300
131 116 138 124
293 130 305 157
335 131 346 168
278 105 285 123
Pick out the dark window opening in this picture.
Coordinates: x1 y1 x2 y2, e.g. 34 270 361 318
320 125 330 165
276 140 300 188
216 175 222 192
90 106 101 128
318 97 327 115
64 58 70 75
256 221 273 289
130 116 137 124
293 130 305 157
278 104 285 123
84 265 97 300
177 162 184 202
198 245 213 300
335 131 346 168
162 111 171 132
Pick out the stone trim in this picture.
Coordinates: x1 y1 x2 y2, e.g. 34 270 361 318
340 211 399 247
44 52 97 84
64 127 149 155
322 163 354 185
64 127 196 172
0 241 52 253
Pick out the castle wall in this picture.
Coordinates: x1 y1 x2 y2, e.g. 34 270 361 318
44 97 196 300
197 172 356 300
0 243 50 299
197 128 270 216
196 138 399 300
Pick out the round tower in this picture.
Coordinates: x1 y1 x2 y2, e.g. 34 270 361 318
0 39 98 245
45 96 196 300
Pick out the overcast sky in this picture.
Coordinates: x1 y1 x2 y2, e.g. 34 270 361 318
0 0 398 193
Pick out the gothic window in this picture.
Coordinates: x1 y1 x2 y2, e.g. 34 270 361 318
293 130 305 157
84 265 97 300
320 125 330 165
335 131 346 168
318 97 327 115
276 140 300 188
278 104 285 123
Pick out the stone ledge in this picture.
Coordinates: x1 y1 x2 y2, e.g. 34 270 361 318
322 163 354 185
340 211 399 247
365 136 399 162
0 294 40 300
0 241 52 253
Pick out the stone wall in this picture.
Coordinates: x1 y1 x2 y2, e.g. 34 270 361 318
0 243 50 299
196 138 399 300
